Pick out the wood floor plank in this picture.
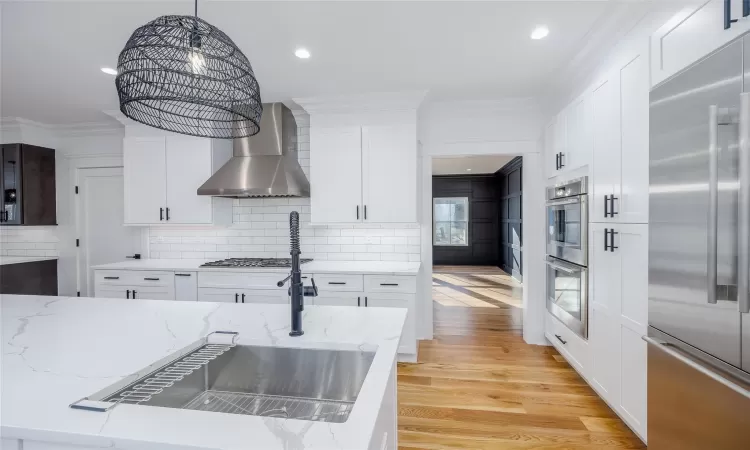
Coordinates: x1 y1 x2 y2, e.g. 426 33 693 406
396 267 644 449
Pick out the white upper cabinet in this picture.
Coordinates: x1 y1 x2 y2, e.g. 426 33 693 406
123 135 232 225
591 45 650 224
652 0 750 86
546 93 591 179
362 125 417 223
124 137 167 224
310 124 418 224
310 127 363 223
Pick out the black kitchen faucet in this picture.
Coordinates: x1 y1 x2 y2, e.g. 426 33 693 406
276 211 317 336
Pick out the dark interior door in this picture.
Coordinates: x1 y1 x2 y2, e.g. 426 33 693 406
498 157 523 278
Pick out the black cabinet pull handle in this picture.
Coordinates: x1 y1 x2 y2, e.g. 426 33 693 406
380 283 399 286
555 334 567 345
609 195 618 216
160 208 164 221
610 229 619 252
604 195 609 218
364 205 367 220
166 207 170 221
358 296 361 307
555 153 560 170
132 290 137 299
356 205 359 220
726 0 738 29
144 277 160 281
125 254 141 260
175 273 191 277
242 293 246 303
604 228 611 251
235 293 239 303
559 152 565 168
104 276 119 280
126 289 130 299
365 296 368 307
328 282 346 285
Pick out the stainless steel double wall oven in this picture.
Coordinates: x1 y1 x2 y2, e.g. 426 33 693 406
546 176 589 338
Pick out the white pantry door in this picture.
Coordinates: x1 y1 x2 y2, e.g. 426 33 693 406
77 167 142 296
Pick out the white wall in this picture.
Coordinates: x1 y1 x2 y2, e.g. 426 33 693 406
417 98 546 343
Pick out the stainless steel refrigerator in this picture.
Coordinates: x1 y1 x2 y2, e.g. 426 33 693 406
649 35 750 449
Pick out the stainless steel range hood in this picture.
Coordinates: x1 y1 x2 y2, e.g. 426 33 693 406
197 103 310 197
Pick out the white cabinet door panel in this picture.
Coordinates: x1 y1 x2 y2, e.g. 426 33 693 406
123 137 167 224
619 53 650 224
131 285 174 301
174 272 198 301
94 286 128 299
198 287 239 303
619 224 649 332
544 122 557 179
310 127 362 223
314 292 363 307
651 0 750 87
366 293 415 354
362 125 417 223
240 289 288 304
591 75 621 222
620 325 647 437
166 136 213 224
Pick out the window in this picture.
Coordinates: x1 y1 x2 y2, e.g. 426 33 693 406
433 197 469 246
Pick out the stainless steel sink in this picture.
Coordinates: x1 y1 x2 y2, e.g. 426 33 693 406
74 338 375 423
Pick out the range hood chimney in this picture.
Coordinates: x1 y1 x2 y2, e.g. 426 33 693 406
197 103 310 197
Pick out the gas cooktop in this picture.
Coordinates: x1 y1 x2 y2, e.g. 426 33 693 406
200 258 313 268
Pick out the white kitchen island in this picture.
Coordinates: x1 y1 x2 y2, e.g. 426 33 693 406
0 295 405 450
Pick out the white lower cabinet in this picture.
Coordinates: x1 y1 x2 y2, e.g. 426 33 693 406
94 270 175 300
588 222 648 439
198 288 287 304
174 272 198 301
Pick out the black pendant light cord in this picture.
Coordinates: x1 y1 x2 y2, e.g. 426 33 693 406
194 0 198 18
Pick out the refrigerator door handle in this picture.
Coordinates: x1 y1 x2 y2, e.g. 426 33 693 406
708 105 720 304
643 336 750 399
739 93 750 313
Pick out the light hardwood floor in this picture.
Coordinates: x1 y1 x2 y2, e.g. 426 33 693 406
397 266 645 449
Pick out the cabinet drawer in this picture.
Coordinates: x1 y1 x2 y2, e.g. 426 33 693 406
313 292 364 307
364 275 416 293
546 312 589 376
198 272 287 290
95 270 174 287
311 273 364 292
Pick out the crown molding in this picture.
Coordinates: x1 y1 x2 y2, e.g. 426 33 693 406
293 91 428 115
0 116 123 137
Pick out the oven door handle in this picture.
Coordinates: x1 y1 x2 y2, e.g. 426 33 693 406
545 259 579 274
546 197 581 207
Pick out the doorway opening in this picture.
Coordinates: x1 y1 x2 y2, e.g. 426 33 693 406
429 155 523 334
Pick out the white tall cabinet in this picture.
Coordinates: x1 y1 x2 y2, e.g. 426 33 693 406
123 136 233 225
545 33 650 442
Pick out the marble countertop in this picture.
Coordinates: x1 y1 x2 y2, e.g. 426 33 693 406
92 259 421 275
0 256 58 266
1 295 406 449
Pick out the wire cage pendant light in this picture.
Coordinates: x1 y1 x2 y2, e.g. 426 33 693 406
115 0 262 138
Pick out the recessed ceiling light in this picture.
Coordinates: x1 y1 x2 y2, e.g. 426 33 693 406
295 48 311 59
466 168 472 171
531 26 549 40
100 67 117 75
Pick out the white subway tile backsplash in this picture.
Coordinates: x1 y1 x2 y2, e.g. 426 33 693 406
0 227 59 257
146 124 420 262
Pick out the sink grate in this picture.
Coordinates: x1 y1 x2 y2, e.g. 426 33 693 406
182 390 354 423
105 343 235 405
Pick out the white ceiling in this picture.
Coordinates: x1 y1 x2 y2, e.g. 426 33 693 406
432 155 516 175
0 1 617 125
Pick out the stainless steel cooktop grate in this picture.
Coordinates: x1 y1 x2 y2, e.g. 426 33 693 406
182 390 354 422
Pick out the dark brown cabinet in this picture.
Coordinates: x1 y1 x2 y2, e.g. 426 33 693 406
0 259 58 295
0 144 57 225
